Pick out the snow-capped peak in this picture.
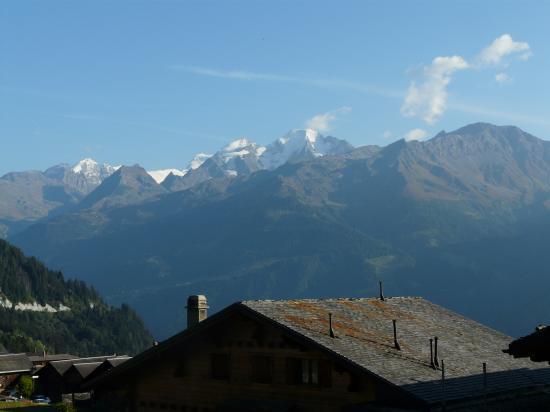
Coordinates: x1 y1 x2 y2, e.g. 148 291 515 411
189 153 212 170
92 128 352 191
72 158 99 175
278 128 319 145
70 158 118 188
223 138 253 152
147 168 187 184
217 138 265 165
304 128 319 143
260 129 325 170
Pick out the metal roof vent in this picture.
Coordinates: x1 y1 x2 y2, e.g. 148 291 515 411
329 313 336 338
393 319 401 350
379 280 385 301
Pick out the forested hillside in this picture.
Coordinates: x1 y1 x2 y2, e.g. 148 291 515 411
0 239 153 355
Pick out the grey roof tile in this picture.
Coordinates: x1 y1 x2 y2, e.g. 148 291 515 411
0 353 32 374
242 297 550 404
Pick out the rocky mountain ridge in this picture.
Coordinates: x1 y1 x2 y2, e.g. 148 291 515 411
11 123 550 339
0 129 353 236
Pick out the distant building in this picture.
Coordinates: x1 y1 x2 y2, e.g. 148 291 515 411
0 353 32 390
27 353 77 369
82 357 131 387
88 295 550 411
35 355 125 402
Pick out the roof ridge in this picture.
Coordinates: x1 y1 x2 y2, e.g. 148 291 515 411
241 296 423 303
73 361 104 366
50 355 115 364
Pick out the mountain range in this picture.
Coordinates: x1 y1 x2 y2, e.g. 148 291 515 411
155 129 352 191
0 129 350 237
5 122 550 340
0 159 118 238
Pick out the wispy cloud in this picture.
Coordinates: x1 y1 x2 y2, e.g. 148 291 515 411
475 34 531 67
401 56 469 124
169 65 402 99
305 107 351 133
495 72 511 84
382 130 393 139
404 128 429 141
401 34 532 125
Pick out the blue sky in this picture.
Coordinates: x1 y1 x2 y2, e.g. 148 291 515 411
1 0 549 175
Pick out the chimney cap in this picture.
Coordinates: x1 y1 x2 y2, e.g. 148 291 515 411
186 294 209 308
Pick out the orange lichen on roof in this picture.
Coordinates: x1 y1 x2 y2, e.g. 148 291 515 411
366 299 416 321
282 303 411 351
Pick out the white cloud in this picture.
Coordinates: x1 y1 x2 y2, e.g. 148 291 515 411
401 34 531 124
305 107 351 133
404 128 429 141
401 56 469 124
476 34 531 67
382 130 393 139
495 72 511 84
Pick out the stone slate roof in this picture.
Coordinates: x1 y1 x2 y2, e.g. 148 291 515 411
0 353 32 375
80 357 132 389
71 357 130 381
44 356 116 377
104 357 131 368
242 297 550 405
27 353 77 363
86 296 550 406
71 362 103 379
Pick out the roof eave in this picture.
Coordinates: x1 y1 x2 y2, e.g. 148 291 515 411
82 302 244 390
84 301 426 406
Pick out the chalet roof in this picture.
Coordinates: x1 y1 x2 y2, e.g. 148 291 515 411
80 357 132 389
41 355 117 377
0 353 32 375
27 353 77 363
242 297 550 403
86 296 550 405
70 362 103 379
104 356 131 368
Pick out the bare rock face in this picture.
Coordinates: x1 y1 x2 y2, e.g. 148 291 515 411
0 158 119 237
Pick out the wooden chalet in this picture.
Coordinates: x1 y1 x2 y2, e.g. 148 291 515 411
64 362 104 395
0 353 32 390
86 294 550 411
82 357 131 388
35 355 119 402
64 357 131 396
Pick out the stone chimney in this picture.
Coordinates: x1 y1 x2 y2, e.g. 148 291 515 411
186 295 209 329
